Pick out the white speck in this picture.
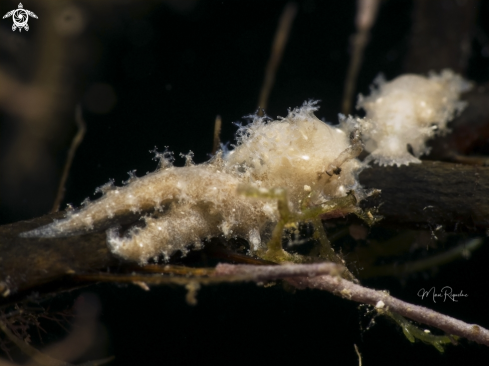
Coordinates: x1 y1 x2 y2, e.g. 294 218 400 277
337 185 346 194
424 329 431 334
375 300 385 309
301 155 310 161
248 228 261 251
304 185 311 192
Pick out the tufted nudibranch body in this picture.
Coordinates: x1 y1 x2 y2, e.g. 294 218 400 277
350 69 471 166
21 101 373 265
20 70 473 264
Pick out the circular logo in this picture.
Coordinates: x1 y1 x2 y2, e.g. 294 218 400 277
12 9 29 28
2 3 38 32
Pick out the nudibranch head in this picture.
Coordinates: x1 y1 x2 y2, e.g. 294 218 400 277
224 100 364 209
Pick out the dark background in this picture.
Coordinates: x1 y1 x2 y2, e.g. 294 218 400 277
1 0 489 365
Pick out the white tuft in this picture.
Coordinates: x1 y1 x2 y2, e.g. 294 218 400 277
354 69 471 166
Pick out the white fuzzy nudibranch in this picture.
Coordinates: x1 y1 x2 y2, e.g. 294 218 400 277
19 70 473 264
348 69 471 166
21 101 368 264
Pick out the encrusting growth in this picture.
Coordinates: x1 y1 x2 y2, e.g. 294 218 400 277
21 101 376 265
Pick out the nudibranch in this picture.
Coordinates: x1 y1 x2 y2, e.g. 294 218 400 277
22 101 374 264
352 69 471 166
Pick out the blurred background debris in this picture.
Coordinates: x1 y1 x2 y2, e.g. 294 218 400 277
0 293 108 365
1 1 489 365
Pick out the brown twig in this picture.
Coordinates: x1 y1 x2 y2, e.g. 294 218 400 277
51 105 86 213
211 115 222 155
2 159 489 304
134 264 215 276
258 2 297 111
342 0 380 115
358 161 489 232
216 263 489 347
288 275 489 347
74 262 342 286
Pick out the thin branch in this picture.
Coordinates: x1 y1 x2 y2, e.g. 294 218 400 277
290 274 489 346
216 263 489 347
211 115 222 155
51 105 86 213
354 344 362 366
342 0 380 115
74 262 342 286
258 2 297 111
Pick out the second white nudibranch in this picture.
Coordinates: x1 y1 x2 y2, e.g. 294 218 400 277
352 69 471 166
21 101 371 264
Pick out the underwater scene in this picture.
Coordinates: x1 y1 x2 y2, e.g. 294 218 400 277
1 1 489 365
